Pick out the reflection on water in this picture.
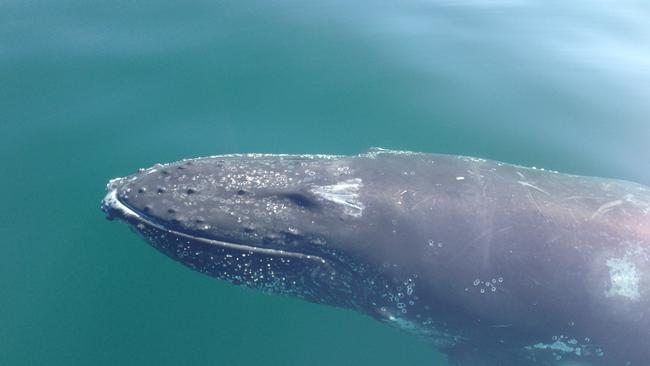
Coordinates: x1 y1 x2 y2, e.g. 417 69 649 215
1 1 649 365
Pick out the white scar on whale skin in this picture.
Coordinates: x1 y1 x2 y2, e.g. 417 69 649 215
311 178 365 217
605 257 640 301
590 200 623 220
518 181 550 195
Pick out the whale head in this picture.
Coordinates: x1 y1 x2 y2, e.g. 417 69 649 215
101 154 383 310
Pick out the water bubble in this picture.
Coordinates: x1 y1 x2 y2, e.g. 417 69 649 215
428 239 435 247
498 277 504 283
473 279 480 286
480 289 485 294
491 287 496 292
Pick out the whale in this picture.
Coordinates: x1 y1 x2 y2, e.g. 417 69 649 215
101 148 650 365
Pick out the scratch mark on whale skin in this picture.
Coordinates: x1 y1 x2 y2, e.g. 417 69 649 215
590 200 623 220
518 181 550 195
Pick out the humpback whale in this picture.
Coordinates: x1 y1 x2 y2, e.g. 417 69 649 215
101 148 650 365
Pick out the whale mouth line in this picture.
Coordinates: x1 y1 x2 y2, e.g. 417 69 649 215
102 189 327 265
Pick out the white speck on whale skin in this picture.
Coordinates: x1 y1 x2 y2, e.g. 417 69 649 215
360 148 420 159
458 156 486 163
605 257 640 301
469 276 503 295
624 193 650 214
456 176 465 181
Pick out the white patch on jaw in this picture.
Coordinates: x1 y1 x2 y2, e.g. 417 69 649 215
605 257 641 301
311 178 364 217
525 336 600 361
531 340 577 353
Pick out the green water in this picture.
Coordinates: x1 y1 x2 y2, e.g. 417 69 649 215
2 1 649 365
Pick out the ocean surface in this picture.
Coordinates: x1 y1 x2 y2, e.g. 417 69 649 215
2 1 649 365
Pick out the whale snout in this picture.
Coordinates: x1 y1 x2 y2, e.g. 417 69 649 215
100 176 138 221
100 160 219 234
100 155 335 247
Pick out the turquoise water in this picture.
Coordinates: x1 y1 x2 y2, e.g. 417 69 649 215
2 1 649 365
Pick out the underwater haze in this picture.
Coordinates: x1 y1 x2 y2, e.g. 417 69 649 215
2 0 649 365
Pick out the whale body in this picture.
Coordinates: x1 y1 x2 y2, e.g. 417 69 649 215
101 149 650 365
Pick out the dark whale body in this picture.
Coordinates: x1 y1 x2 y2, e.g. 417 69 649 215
102 149 650 365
